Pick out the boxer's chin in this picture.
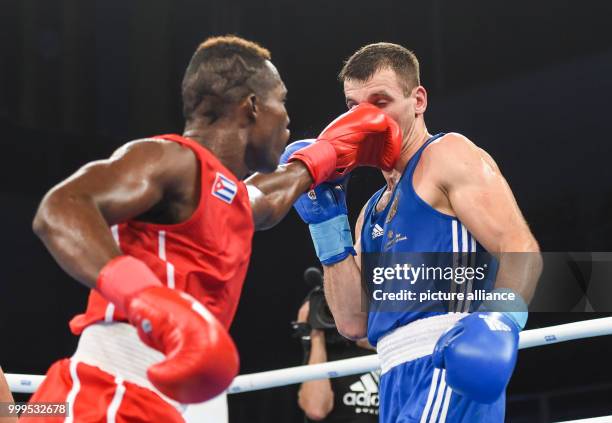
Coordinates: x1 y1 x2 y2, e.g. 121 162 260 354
256 157 279 173
245 146 277 174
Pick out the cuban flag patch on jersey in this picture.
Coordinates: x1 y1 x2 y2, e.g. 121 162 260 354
212 172 238 204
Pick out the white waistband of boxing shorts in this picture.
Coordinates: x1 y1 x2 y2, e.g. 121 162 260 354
71 322 186 412
376 313 468 375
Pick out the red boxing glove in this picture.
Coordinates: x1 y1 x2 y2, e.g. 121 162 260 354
289 103 402 186
97 256 239 403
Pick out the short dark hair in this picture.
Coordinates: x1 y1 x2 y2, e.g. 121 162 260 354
182 35 275 122
338 42 420 96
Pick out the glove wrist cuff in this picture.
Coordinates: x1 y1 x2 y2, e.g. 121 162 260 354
309 215 355 265
479 288 528 330
289 142 336 187
96 255 163 314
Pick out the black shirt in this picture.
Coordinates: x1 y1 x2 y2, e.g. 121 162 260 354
305 341 379 423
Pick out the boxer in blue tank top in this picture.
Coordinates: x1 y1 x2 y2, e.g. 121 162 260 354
360 132 496 345
282 43 541 422
360 133 504 423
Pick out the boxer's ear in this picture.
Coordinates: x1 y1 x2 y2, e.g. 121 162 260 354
239 94 258 125
414 86 428 115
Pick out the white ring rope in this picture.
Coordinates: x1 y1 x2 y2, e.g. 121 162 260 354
228 317 612 393
7 317 612 395
556 417 612 423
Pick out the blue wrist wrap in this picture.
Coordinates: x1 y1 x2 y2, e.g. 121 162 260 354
308 215 356 265
480 288 529 330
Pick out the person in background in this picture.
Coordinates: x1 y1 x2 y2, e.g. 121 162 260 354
295 288 379 423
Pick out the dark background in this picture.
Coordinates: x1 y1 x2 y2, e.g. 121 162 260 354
1 1 612 422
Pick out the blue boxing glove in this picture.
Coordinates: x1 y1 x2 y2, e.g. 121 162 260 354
432 311 520 403
280 140 356 265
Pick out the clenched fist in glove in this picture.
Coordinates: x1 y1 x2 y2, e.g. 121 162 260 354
432 289 528 403
288 103 402 186
432 310 525 404
97 255 239 403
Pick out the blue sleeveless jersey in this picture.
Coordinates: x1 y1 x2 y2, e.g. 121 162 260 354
361 134 495 345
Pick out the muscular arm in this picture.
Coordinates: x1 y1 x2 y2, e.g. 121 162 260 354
323 206 368 340
245 162 313 230
297 330 335 420
32 140 184 288
294 302 334 420
433 134 542 301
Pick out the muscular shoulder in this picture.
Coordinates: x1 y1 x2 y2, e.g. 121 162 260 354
112 138 193 166
420 132 501 188
110 138 198 185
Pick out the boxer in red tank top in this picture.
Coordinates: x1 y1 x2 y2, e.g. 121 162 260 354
28 36 401 422
69 133 255 334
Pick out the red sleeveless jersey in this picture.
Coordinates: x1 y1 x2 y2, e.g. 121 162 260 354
70 134 254 334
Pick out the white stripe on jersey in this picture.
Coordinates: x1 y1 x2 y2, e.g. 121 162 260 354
64 360 81 423
158 231 176 289
462 235 477 312
106 376 126 423
111 225 120 244
104 225 121 323
449 221 459 311
420 368 441 423
428 369 448 422
438 386 453 422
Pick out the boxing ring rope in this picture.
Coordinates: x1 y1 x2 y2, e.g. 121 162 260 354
7 317 612 395
229 317 612 393
559 417 612 423
6 317 612 422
